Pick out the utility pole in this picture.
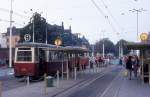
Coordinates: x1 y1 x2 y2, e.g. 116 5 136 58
102 30 105 58
9 0 13 68
45 22 47 44
129 8 146 56
120 40 123 57
117 33 120 58
45 13 48 44
29 9 35 43
129 8 146 42
32 13 35 43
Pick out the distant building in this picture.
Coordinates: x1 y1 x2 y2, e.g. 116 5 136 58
5 22 89 48
5 26 21 48
81 36 90 48
0 33 7 48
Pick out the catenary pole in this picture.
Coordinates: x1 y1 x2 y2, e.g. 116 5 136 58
9 0 13 68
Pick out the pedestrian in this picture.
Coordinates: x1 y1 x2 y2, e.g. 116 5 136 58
119 58 123 66
133 56 139 77
6 59 9 67
126 56 133 80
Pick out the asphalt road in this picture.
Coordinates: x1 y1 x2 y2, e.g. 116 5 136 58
58 67 121 97
0 75 27 91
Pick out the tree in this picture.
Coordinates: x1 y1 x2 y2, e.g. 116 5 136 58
20 12 46 43
115 39 131 56
94 38 116 55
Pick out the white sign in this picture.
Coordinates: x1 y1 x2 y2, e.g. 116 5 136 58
24 34 31 42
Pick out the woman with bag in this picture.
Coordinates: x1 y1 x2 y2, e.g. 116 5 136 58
133 56 139 77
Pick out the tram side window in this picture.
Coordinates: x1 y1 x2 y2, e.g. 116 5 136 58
49 52 63 61
35 49 39 61
17 51 32 61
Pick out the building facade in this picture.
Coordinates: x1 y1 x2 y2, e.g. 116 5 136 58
6 26 21 48
0 33 7 48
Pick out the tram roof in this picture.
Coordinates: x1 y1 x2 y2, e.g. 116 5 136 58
16 42 89 52
45 46 89 52
126 42 150 50
16 42 59 48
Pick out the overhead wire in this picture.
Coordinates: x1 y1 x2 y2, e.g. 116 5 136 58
100 0 122 41
100 0 124 31
90 0 117 32
0 8 30 19
0 8 31 27
0 18 25 26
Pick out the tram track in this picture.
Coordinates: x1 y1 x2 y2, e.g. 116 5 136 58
52 66 120 97
96 70 123 97
51 70 108 97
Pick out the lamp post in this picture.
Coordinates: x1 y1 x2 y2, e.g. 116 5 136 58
101 30 105 58
117 32 120 58
129 8 146 56
129 8 146 42
30 9 35 43
26 9 35 43
32 14 35 43
9 0 13 68
45 13 48 44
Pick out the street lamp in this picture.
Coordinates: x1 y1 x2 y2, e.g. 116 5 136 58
101 30 105 58
30 9 35 43
25 9 36 43
129 8 146 42
9 0 13 68
117 32 123 58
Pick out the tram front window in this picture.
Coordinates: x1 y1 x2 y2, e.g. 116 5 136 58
17 51 32 61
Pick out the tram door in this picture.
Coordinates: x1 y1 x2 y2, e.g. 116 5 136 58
38 48 46 76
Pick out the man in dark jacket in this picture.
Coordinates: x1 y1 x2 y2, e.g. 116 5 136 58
126 56 133 80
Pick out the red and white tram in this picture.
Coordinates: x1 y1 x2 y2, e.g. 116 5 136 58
14 42 89 78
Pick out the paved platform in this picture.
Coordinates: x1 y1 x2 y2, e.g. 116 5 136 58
2 67 107 97
2 66 150 97
117 74 150 97
101 69 150 97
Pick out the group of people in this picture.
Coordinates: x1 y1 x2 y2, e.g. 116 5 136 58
89 56 108 68
125 55 139 80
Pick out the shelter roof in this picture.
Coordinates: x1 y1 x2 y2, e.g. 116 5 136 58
126 42 150 50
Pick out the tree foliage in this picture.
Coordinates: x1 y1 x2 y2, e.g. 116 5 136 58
94 38 116 55
20 12 46 43
94 38 131 56
115 39 130 56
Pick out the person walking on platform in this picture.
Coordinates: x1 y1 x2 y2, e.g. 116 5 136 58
133 56 139 78
126 56 133 80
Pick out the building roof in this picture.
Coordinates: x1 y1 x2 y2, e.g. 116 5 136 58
6 26 21 36
16 42 58 48
126 42 150 50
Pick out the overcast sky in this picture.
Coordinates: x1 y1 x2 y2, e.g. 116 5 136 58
0 0 150 44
